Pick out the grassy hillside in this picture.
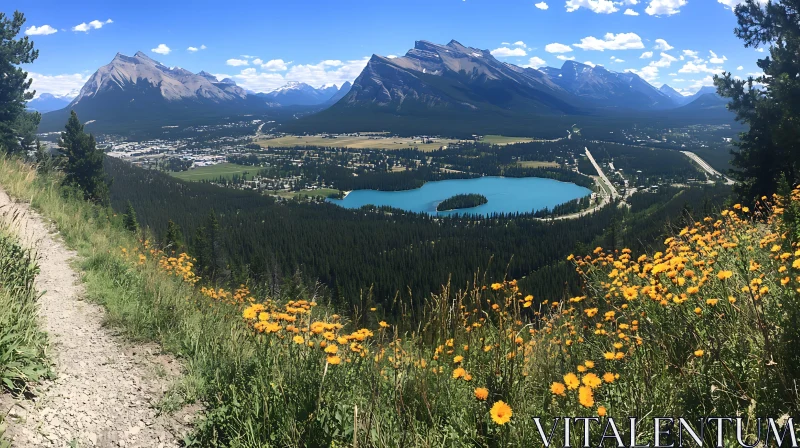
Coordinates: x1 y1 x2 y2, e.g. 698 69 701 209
0 156 797 446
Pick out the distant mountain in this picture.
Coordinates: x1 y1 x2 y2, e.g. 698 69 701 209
296 39 709 135
258 82 341 106
335 40 576 114
27 93 72 113
680 92 729 111
540 62 676 110
684 86 720 103
324 81 352 106
658 84 689 105
39 51 274 132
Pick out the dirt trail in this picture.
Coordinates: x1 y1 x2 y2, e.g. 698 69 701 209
0 189 193 447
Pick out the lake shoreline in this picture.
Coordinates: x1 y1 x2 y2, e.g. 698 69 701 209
328 176 592 218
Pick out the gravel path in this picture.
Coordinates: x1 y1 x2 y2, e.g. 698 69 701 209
0 189 194 447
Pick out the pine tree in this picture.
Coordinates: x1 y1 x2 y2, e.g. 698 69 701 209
714 0 800 201
34 139 56 174
123 201 139 233
59 111 110 204
0 11 40 154
207 210 225 281
193 226 209 276
164 220 183 253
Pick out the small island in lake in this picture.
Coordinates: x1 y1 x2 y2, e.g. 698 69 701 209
436 193 488 212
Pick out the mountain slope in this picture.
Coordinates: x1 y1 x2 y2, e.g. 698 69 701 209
324 81 352 106
659 84 688 105
38 52 272 132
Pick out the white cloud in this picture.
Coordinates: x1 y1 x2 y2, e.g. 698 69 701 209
261 59 291 71
736 65 744 70
25 25 57 36
252 58 264 65
215 57 370 93
756 48 765 52
557 55 576 61
72 18 112 32
573 32 644 51
678 61 723 74
513 41 528 48
226 58 249 67
151 44 171 55
545 43 573 53
682 49 699 59
201 45 207 50
645 0 686 15
624 8 640 15
523 56 547 68
708 51 727 64
535 1 550 9
565 0 618 14
26 72 89 99
610 56 625 63
653 39 673 50
640 51 653 58
187 45 207 53
650 52 677 67
491 47 528 57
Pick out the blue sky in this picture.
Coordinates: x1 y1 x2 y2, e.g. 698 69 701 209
14 0 766 98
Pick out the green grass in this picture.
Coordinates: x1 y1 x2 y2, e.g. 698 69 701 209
0 217 50 447
170 163 255 182
0 229 49 395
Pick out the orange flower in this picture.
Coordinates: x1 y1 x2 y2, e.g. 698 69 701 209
474 387 489 400
490 401 513 425
578 386 594 408
564 373 580 390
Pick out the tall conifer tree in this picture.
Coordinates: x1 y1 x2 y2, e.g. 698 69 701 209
59 111 109 204
715 0 800 201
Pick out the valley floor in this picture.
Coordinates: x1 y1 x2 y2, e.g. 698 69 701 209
0 188 194 447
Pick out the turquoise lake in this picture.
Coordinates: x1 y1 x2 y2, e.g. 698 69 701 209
326 177 592 217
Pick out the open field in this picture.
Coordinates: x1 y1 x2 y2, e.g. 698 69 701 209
272 188 341 199
480 135 538 145
515 160 560 168
171 163 255 181
256 135 457 151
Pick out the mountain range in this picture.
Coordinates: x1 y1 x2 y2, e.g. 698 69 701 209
38 41 728 134
27 93 72 113
256 81 351 106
